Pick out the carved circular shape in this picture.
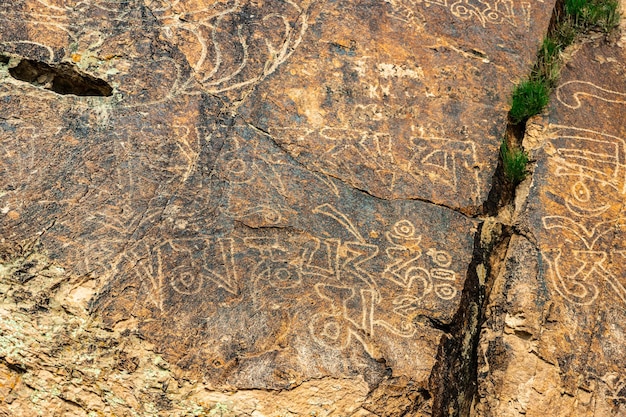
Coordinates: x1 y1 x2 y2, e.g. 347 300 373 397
228 159 246 174
485 11 501 22
310 313 351 349
257 260 303 289
430 250 452 267
393 220 416 238
435 283 457 300
572 180 590 203
171 271 204 295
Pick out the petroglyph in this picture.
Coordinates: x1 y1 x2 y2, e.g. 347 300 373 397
540 125 626 305
151 0 310 95
209 200 471 354
273 127 482 202
408 136 481 199
556 81 626 109
388 0 530 28
113 236 241 312
0 0 571 411
548 126 626 194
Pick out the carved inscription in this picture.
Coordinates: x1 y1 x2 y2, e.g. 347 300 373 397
275 127 482 203
387 0 531 28
541 81 626 305
149 0 309 95
104 202 466 355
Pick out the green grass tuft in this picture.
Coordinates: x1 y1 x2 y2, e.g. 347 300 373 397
535 36 562 86
508 0 619 124
509 79 550 124
565 0 620 32
500 139 529 183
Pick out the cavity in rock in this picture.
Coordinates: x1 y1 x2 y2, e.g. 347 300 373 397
8 59 113 97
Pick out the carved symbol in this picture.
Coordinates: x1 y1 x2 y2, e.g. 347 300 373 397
248 238 304 290
556 81 626 110
542 216 616 250
545 249 618 305
202 238 239 295
171 269 204 295
390 0 524 27
301 238 341 279
382 221 458 301
313 203 366 243
309 284 385 355
384 220 432 296
541 124 626 306
309 284 361 350
154 0 309 95
549 126 626 197
449 0 516 26
408 136 480 201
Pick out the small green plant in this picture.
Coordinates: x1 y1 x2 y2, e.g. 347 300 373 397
565 0 620 32
533 36 567 88
552 18 578 46
500 139 529 183
508 0 619 124
509 79 550 123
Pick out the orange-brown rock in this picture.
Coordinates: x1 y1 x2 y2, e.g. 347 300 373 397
239 0 555 211
474 39 626 416
0 0 557 416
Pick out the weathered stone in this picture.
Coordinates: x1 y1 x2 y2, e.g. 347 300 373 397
0 0 558 415
474 40 626 416
239 0 556 212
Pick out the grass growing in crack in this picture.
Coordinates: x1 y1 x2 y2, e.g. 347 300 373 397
565 0 620 32
509 79 550 124
508 0 620 123
536 36 564 86
500 139 529 183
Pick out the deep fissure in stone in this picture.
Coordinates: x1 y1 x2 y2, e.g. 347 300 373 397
8 59 113 97
434 1 570 413
429 225 483 417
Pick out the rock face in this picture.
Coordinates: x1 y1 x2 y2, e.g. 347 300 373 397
5 0 612 416
474 40 626 416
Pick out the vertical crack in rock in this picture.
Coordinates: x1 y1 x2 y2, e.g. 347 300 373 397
7 58 113 97
429 220 512 417
429 2 567 413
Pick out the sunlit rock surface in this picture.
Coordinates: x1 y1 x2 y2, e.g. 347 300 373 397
474 40 626 417
0 0 570 416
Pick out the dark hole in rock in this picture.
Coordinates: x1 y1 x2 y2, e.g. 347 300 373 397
8 58 113 97
0 55 9 65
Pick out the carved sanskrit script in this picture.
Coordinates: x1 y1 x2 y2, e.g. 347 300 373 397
275 127 482 204
541 82 626 305
110 203 464 354
386 0 531 28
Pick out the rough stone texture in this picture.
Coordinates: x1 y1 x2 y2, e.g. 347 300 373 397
239 0 555 212
474 38 626 416
0 0 557 416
